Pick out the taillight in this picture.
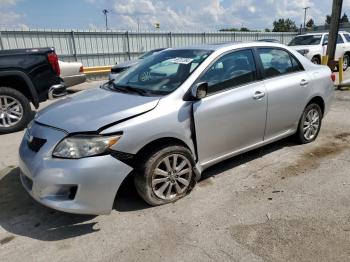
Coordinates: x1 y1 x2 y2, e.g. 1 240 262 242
79 66 84 73
331 73 336 82
47 52 60 76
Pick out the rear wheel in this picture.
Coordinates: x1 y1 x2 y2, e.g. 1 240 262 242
134 145 195 206
0 87 32 134
295 103 322 144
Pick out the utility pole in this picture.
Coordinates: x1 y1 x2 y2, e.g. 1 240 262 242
327 0 343 70
103 9 109 31
303 6 310 32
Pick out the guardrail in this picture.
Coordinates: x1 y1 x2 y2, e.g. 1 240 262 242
83 65 112 75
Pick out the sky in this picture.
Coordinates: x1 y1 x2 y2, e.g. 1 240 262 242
0 0 349 31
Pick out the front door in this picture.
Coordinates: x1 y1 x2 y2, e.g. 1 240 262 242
193 49 267 165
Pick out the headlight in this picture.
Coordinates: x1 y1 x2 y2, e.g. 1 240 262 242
53 134 121 159
297 49 309 55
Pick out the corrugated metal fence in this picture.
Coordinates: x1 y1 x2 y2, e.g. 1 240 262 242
0 29 298 66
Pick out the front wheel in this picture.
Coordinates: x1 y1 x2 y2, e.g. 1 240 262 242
295 103 322 144
134 145 195 206
0 87 32 134
343 54 349 71
311 56 321 65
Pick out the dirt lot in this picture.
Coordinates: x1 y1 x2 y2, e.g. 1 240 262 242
0 81 350 262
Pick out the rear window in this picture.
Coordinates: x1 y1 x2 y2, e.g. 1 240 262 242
288 35 322 46
258 48 303 78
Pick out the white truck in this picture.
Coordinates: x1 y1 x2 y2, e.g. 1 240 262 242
288 31 350 71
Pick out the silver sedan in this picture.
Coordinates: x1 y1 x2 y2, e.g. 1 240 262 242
19 42 334 214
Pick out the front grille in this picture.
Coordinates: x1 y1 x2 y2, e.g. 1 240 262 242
27 137 47 152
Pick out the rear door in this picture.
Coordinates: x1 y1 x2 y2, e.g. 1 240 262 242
193 49 267 165
256 48 310 140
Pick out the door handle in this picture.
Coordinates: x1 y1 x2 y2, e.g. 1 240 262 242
300 79 308 87
253 91 265 100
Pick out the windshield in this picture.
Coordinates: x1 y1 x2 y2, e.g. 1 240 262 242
288 35 322 46
139 49 163 59
108 49 212 96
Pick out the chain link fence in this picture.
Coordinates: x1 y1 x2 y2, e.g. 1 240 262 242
0 29 298 67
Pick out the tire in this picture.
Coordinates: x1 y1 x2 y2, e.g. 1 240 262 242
343 54 349 71
0 87 32 134
311 56 321 65
134 145 195 206
295 103 322 144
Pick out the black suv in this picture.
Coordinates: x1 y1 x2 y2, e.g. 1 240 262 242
0 47 66 133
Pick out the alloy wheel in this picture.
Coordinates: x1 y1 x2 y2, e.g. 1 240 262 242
303 109 320 141
0 95 23 128
152 154 192 200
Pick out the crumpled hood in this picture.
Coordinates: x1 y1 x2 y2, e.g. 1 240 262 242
36 87 160 133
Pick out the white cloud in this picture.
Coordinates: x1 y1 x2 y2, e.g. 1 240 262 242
0 0 28 29
86 0 342 31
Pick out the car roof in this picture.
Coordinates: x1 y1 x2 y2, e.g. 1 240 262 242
298 31 350 36
167 41 287 51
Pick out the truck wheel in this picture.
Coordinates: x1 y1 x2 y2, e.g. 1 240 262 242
134 145 195 206
0 87 32 134
311 56 321 64
343 54 349 71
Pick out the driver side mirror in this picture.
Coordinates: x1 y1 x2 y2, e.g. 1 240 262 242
191 82 208 100
323 41 328 46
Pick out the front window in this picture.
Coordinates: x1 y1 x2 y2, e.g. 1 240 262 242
198 49 257 94
288 35 322 46
107 49 212 96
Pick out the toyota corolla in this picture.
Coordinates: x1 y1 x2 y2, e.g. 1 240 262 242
19 42 334 214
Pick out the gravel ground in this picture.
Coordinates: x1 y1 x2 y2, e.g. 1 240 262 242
0 80 350 262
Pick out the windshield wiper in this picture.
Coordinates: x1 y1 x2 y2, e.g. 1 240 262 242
100 78 115 88
114 85 148 96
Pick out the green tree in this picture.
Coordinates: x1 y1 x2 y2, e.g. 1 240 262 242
272 18 298 32
264 28 271 32
219 27 239 32
341 13 349 23
325 15 332 25
240 27 250 32
306 18 315 28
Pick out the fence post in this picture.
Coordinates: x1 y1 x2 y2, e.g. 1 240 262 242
0 31 4 50
256 32 259 40
281 33 284 44
202 32 206 44
168 32 172 47
126 31 131 60
70 30 78 61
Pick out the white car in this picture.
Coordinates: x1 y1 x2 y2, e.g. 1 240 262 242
58 60 86 87
288 31 350 70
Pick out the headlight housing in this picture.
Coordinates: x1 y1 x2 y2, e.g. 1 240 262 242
53 134 121 159
297 49 309 55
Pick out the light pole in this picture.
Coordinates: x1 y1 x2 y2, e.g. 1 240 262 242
103 9 109 31
303 6 310 32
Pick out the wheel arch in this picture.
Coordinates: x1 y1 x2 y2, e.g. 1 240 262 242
306 96 325 116
0 70 39 108
133 137 194 164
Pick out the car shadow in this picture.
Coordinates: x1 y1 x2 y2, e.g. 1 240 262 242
0 168 99 241
114 137 298 212
0 138 297 241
